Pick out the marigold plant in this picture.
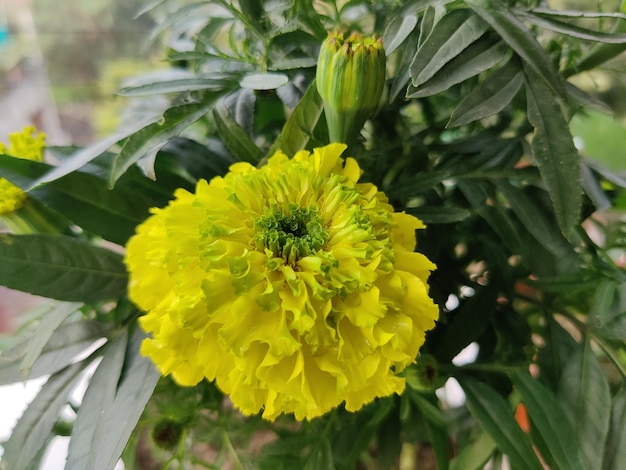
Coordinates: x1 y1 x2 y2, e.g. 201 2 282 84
1 0 625 468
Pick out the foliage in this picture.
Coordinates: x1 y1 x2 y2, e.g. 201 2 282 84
1 0 626 468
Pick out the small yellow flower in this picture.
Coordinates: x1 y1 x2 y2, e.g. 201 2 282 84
0 126 46 215
125 143 438 421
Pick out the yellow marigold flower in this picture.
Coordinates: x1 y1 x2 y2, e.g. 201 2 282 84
125 143 438 421
0 126 46 215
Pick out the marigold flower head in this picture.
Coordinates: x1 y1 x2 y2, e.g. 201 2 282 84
125 143 438 421
0 126 46 215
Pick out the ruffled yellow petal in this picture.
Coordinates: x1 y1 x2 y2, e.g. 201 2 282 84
125 144 439 421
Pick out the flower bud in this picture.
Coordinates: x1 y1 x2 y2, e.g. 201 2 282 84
316 31 386 146
152 419 184 450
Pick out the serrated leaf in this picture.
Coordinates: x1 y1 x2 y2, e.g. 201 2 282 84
518 10 626 44
267 80 325 157
20 301 82 380
66 333 128 470
0 234 127 302
0 320 109 385
0 156 152 245
466 0 565 98
510 371 585 470
557 340 611 470
384 13 418 54
450 431 496 470
407 36 509 98
1 358 95 469
118 77 232 96
29 115 160 189
86 328 160 470
213 100 264 164
524 64 581 239
448 57 523 127
460 377 543 470
410 9 489 86
111 100 214 185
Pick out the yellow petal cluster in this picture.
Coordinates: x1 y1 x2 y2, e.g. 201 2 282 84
0 126 46 215
125 143 438 421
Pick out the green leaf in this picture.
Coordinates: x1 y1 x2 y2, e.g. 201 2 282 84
118 77 233 96
29 116 161 189
448 57 523 127
85 328 160 470
518 10 626 44
1 358 95 470
406 206 471 224
20 301 82 380
496 181 573 257
267 80 325 157
603 389 626 470
557 340 611 470
0 320 109 384
460 377 543 470
410 9 489 86
0 157 150 243
524 64 582 239
466 0 565 98
0 234 128 302
31 176 152 245
424 415 451 470
407 36 510 98
302 438 333 470
213 100 264 164
111 100 214 185
384 13 418 54
240 73 289 90
387 169 452 199
571 17 626 75
224 88 256 136
510 371 585 470
376 408 402 470
589 279 626 340
66 333 128 470
458 181 523 254
332 399 394 467
450 431 496 470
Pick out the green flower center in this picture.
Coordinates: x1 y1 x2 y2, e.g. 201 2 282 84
254 203 328 264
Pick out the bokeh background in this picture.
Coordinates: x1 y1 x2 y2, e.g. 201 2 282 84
1 0 625 468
